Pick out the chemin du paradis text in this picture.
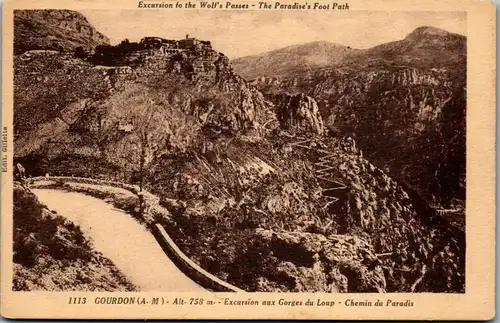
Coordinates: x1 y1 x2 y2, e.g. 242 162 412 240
70 296 414 307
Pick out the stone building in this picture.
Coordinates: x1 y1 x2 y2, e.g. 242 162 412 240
92 34 222 74
178 34 202 51
192 60 205 73
160 47 184 56
200 40 212 50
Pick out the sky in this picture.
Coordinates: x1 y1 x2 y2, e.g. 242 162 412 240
81 10 466 59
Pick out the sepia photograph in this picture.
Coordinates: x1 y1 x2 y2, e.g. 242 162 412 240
9 8 469 295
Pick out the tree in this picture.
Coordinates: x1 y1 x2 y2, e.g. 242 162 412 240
137 103 161 191
103 84 199 191
121 97 169 192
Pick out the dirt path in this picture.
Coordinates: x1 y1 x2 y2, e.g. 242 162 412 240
287 136 348 206
33 188 205 292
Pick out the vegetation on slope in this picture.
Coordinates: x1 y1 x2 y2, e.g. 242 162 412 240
14 10 109 54
148 134 464 292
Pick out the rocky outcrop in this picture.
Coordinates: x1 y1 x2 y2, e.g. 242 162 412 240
253 229 386 292
14 10 109 54
201 74 277 133
312 137 465 292
13 45 276 166
275 93 324 135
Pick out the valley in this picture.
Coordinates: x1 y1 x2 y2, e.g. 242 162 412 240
12 9 465 293
234 26 466 209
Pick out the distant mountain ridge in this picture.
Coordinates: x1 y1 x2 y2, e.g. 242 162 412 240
231 41 359 79
232 26 466 79
361 26 466 68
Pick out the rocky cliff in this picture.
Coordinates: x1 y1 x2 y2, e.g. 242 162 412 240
151 134 464 292
275 93 324 135
252 230 386 292
13 50 276 171
14 10 109 54
239 27 466 208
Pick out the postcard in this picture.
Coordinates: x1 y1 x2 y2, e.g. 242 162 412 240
1 0 496 319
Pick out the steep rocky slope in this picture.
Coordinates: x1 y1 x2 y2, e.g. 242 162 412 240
238 27 466 208
149 134 464 292
14 10 109 54
13 12 465 293
14 49 275 178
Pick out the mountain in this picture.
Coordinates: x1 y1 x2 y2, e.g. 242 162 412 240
238 26 466 208
233 26 466 79
370 26 466 56
13 51 274 159
152 134 464 292
232 41 359 80
13 13 465 293
14 10 109 54
360 26 466 69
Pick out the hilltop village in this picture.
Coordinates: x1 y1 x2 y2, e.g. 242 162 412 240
85 34 232 78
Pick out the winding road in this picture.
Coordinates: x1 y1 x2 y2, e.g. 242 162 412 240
33 188 205 292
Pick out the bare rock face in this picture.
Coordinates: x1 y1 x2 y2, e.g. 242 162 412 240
14 10 109 54
320 137 465 292
254 229 386 292
204 74 277 133
276 93 324 135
